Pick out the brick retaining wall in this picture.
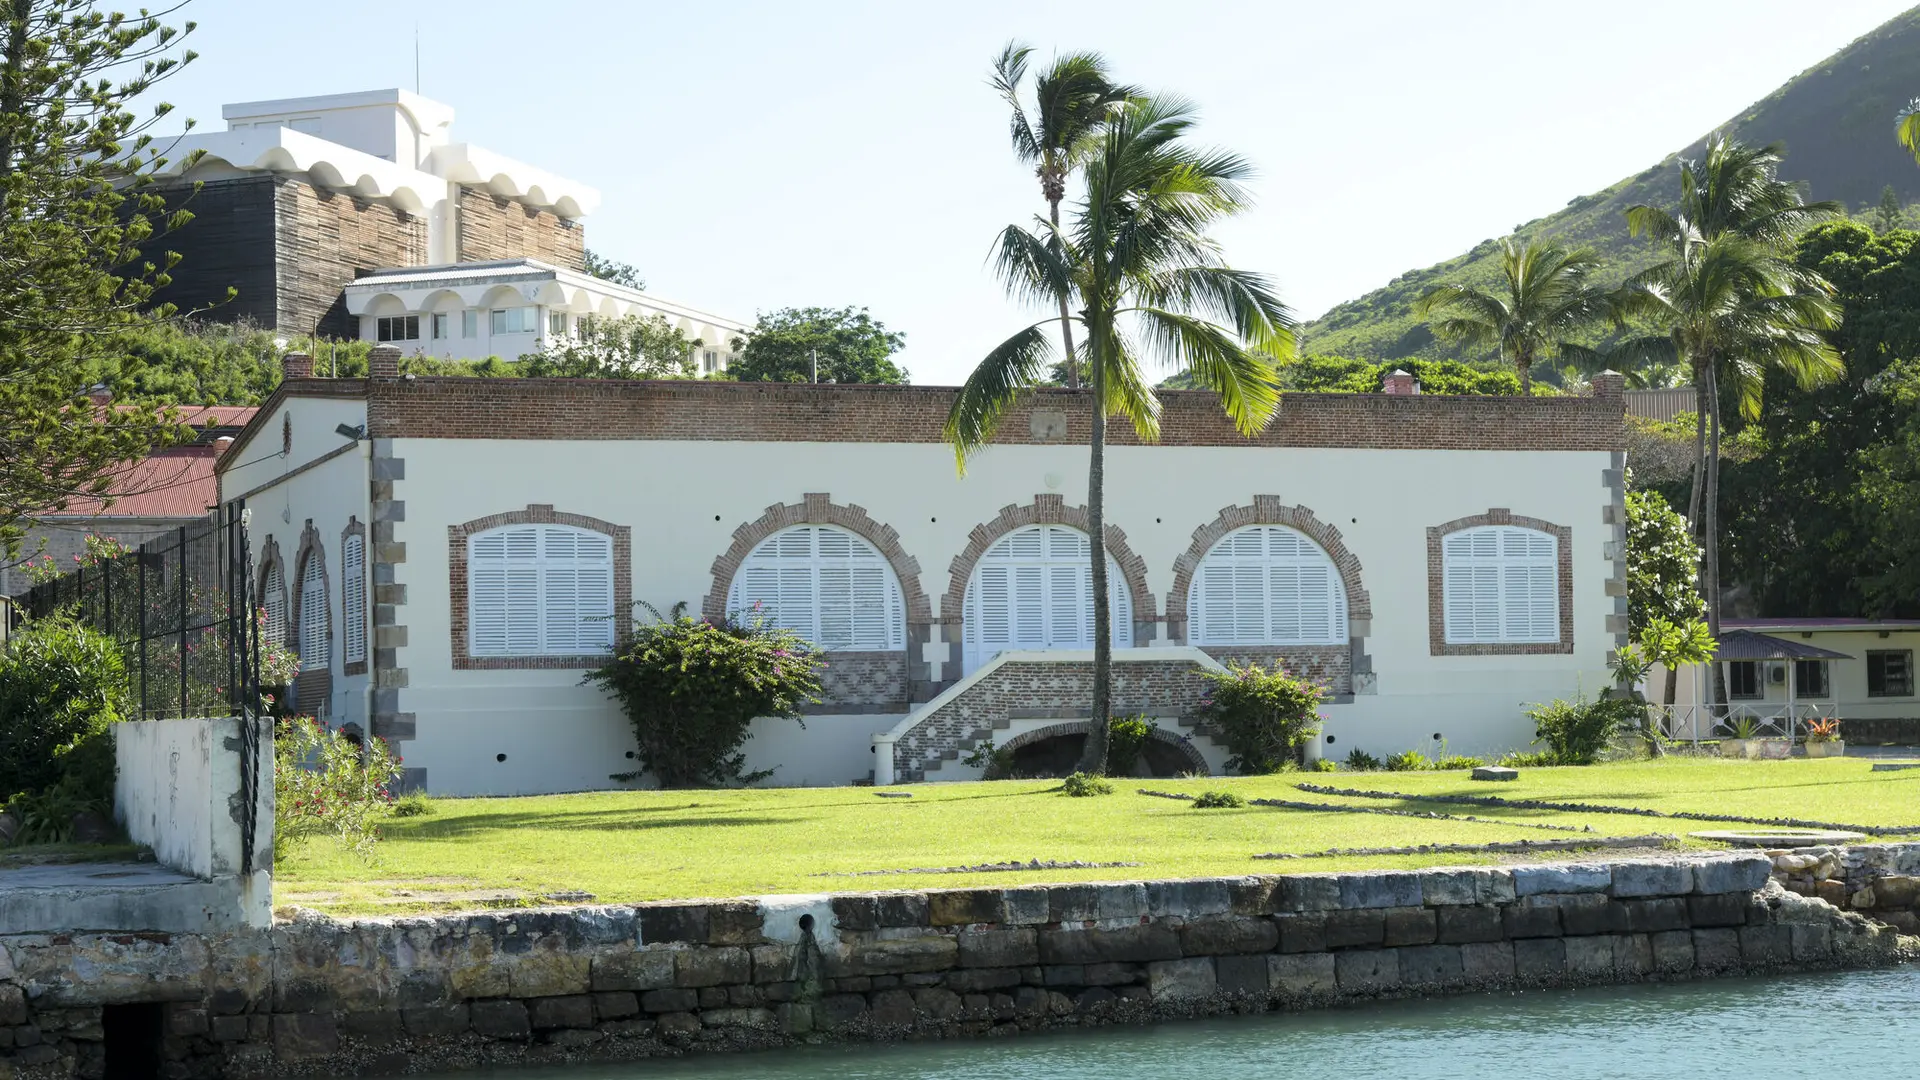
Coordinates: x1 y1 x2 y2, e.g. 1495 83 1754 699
0 850 1909 1078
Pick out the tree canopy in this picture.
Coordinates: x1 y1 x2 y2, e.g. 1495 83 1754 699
518 315 698 379
729 306 907 384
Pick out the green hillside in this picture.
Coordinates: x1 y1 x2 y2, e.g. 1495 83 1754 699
1303 6 1920 362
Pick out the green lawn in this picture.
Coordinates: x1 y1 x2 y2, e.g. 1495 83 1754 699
275 758 1920 915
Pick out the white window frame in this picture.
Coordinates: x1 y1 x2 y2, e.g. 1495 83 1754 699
1187 525 1349 646
430 312 449 340
375 315 420 342
547 311 568 336
726 525 905 651
461 309 479 338
490 307 537 335
341 534 367 667
962 524 1133 674
466 524 616 658
1441 525 1560 645
298 555 329 672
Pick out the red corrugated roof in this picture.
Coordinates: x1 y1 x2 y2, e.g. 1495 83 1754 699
43 407 259 520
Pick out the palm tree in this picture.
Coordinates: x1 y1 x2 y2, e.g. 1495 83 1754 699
1895 98 1920 166
991 43 1134 389
1412 238 1610 392
947 94 1294 774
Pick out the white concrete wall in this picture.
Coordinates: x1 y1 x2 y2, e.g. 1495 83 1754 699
113 717 273 908
1663 628 1920 721
382 437 1615 794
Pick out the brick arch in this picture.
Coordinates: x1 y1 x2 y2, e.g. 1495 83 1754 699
447 504 633 670
701 492 931 627
1426 507 1574 657
1166 495 1373 637
289 520 332 716
941 494 1157 637
997 721 1209 776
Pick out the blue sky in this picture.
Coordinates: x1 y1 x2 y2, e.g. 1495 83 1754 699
162 0 1915 384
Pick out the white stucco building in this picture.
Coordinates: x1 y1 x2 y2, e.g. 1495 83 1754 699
217 348 1631 795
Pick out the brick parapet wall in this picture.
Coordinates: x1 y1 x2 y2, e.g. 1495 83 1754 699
894 658 1213 781
455 187 586 270
813 653 911 713
1 850 1903 1078
361 378 1626 452
1200 646 1350 696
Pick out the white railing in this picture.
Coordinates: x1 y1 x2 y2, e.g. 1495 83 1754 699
1645 702 1839 743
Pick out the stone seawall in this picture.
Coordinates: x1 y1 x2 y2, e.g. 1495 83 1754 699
0 851 1911 1079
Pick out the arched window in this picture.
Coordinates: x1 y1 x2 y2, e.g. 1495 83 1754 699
262 560 287 647
727 526 904 650
1187 525 1348 645
341 533 367 668
962 525 1133 674
1442 525 1559 644
299 555 329 671
468 525 615 657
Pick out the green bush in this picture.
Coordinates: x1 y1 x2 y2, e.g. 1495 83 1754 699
1496 750 1560 768
1192 790 1246 808
1526 694 1640 765
585 606 823 788
1434 755 1486 770
1106 716 1156 777
961 737 1016 780
1384 749 1433 772
1190 663 1325 775
1344 748 1381 771
389 791 436 819
275 717 404 861
1061 771 1115 797
0 615 128 805
1310 757 1339 772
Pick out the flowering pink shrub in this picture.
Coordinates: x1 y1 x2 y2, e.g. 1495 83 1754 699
274 717 402 861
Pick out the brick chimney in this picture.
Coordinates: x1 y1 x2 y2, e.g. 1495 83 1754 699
1591 370 1626 402
1381 369 1421 395
368 344 401 378
282 352 313 379
86 384 111 406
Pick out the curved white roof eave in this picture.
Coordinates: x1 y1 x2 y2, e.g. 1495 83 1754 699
427 143 599 219
152 127 445 210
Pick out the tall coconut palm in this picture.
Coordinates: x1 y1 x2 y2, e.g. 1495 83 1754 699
1412 238 1610 392
991 43 1134 389
1612 232 1841 658
948 94 1294 774
1894 98 1920 165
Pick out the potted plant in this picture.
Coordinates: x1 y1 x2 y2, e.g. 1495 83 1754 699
1719 716 1762 759
1804 717 1845 759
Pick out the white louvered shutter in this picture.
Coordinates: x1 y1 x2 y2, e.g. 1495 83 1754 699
1442 525 1558 645
262 562 287 647
726 526 904 650
468 525 615 657
963 525 1134 673
341 534 366 666
299 556 329 671
1188 525 1347 646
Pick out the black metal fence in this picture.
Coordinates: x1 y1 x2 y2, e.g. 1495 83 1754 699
17 501 263 723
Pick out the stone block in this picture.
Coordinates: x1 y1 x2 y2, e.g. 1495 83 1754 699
1638 929 1689 974
1041 964 1086 986
1611 934 1653 976
638 904 710 945
1563 936 1613 978
338 1011 402 1039
1816 879 1849 908
1382 907 1436 947
640 988 697 1013
1471 766 1519 781
751 945 797 984
774 1003 813 1035
1460 941 1515 982
1146 958 1218 1001
1503 896 1561 939
1556 895 1628 937
912 988 963 1021
1276 912 1328 953
1512 864 1611 896
832 935 958 977
1178 917 1279 956
1216 954 1270 996
401 1005 470 1037
1513 938 1566 981
1621 897 1690 933
1002 889 1051 925
594 992 639 1020
869 989 916 1028
1789 924 1833 963
1091 883 1150 920
1436 905 1504 944
470 1000 531 1039
507 954 592 999
1038 923 1181 965
708 904 764 945
698 987 729 1008
1340 872 1422 909
590 950 676 992
1692 928 1741 971
958 928 1037 968
1420 868 1517 906
1398 944 1466 988
1148 879 1232 918
1083 963 1138 986
1693 856 1773 895
945 967 1022 993
816 994 867 1030
1322 908 1386 949
1075 987 1119 1014
273 1014 339 1060
1229 877 1280 916
1610 861 1692 898
164 1006 208 1037
1334 949 1400 994
1688 893 1749 928
704 1007 777 1030
1268 953 1338 997
1275 874 1344 912
209 1016 249 1043
527 996 595 1030
655 1011 701 1039
1738 925 1793 966
676 947 751 988
928 889 1005 927
1874 874 1920 908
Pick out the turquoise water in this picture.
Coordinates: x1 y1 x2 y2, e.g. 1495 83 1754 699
439 967 1918 1079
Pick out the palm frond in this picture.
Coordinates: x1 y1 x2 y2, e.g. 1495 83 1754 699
1134 308 1277 435
1099 329 1162 443
991 42 1040 162
989 223 1076 312
1901 98 1920 165
945 322 1059 473
1142 266 1296 360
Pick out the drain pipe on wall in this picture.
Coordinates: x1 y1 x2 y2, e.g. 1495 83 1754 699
871 733 897 787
